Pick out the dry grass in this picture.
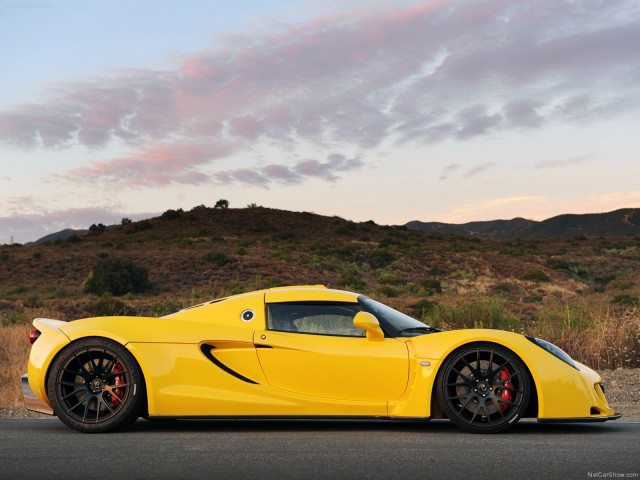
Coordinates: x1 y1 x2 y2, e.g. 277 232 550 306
546 306 640 370
0 323 32 408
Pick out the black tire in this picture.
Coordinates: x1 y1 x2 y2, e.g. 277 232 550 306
47 337 145 433
436 342 531 433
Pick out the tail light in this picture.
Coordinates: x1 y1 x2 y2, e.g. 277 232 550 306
29 329 41 344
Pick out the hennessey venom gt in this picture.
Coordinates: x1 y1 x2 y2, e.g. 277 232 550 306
22 286 620 433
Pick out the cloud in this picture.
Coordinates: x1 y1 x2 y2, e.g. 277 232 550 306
53 142 235 186
216 153 363 187
1 0 639 186
534 156 590 169
439 163 459 181
462 162 496 178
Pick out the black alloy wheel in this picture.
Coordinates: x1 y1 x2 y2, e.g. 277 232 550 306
436 342 531 433
47 337 145 433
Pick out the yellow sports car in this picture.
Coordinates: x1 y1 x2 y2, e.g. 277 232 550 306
22 286 619 433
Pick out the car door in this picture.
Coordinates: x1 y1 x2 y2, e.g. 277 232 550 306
255 302 409 401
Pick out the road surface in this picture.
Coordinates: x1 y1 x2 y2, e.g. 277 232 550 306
1 418 639 479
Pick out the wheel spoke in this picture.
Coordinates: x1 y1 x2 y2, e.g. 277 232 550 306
459 356 479 378
450 367 473 384
73 354 91 379
86 348 98 375
82 395 93 422
448 392 472 401
469 401 482 423
490 397 505 420
61 388 85 402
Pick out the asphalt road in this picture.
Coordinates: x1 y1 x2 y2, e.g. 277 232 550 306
1 418 639 480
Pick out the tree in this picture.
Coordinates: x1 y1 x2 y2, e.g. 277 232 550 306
214 199 229 209
121 218 132 225
89 223 107 231
84 258 150 296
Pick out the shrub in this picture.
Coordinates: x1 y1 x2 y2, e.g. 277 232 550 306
613 295 639 306
84 258 150 296
125 220 152 234
412 298 437 316
365 249 395 269
523 268 549 282
92 298 135 316
203 251 236 267
152 297 184 317
121 218 132 225
377 285 399 298
214 199 229 209
89 223 106 232
161 208 183 220
419 278 442 294
66 234 82 243
339 267 367 290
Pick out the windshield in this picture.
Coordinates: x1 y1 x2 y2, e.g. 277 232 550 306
358 297 437 337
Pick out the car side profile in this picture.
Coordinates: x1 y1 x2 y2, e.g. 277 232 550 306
23 286 619 433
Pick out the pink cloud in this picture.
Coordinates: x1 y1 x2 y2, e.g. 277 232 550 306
1 0 638 186
55 142 235 186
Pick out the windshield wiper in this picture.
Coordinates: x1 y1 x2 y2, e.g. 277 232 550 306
397 326 439 335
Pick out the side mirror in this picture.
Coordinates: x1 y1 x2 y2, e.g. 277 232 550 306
353 312 384 341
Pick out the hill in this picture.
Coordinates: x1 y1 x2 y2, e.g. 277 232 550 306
1 206 639 371
24 228 89 246
406 208 640 238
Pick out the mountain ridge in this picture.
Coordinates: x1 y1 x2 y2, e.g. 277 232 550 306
406 208 640 238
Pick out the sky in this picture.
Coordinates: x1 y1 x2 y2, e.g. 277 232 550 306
1 0 639 244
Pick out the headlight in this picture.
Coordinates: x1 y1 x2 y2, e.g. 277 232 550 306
526 336 579 370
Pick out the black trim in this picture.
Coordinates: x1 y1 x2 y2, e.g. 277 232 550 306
254 344 273 349
148 415 431 421
200 344 259 385
538 414 622 424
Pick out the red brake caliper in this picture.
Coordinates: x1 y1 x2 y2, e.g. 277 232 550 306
112 362 124 407
499 366 513 412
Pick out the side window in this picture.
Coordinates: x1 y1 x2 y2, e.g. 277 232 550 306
266 303 364 337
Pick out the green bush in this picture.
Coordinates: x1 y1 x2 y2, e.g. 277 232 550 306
412 298 438 316
203 250 236 267
92 298 135 316
339 267 367 290
419 278 442 294
125 220 152 234
161 208 183 220
523 268 549 282
377 285 399 298
84 258 150 296
152 297 184 317
365 249 395 269
612 294 639 306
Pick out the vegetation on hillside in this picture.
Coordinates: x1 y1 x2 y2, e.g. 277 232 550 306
1 206 639 402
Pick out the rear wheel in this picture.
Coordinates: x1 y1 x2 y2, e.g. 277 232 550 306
47 337 145 433
436 343 531 433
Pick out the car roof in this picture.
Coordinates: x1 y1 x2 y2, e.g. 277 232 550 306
264 286 359 303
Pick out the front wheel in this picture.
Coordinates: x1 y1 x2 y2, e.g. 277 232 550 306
47 337 145 433
436 343 531 433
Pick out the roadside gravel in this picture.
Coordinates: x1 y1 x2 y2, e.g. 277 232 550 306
3 368 638 421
